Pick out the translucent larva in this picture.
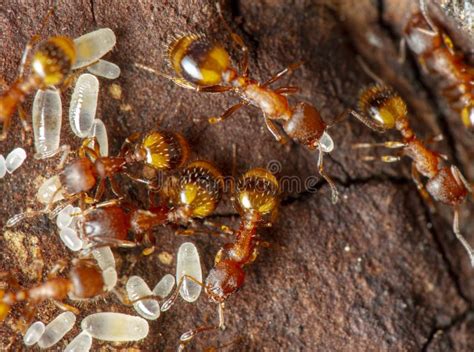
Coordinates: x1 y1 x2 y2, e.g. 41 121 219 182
153 274 175 299
64 331 92 352
81 313 149 342
176 242 202 303
23 321 45 346
69 74 99 137
87 59 121 79
72 28 117 69
5 147 27 173
126 276 160 320
37 311 76 349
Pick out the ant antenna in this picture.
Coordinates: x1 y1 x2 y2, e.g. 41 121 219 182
356 56 385 85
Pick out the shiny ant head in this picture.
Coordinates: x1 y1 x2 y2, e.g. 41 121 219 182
138 131 190 171
235 168 279 219
171 160 224 218
32 36 76 86
359 85 407 130
168 34 232 86
205 260 245 303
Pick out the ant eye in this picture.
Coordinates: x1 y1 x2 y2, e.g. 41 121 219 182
32 36 76 86
169 35 230 86
359 85 406 129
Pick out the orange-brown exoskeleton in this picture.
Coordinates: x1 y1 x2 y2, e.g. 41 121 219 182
0 6 76 140
161 168 280 350
136 5 340 203
76 160 224 250
6 130 190 227
403 5 473 132
0 259 104 324
351 85 474 265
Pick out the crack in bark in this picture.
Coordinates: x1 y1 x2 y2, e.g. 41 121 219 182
89 0 96 25
421 308 474 351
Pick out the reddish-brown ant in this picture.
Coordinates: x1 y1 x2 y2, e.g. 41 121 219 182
6 130 190 227
351 84 474 265
160 167 280 350
0 259 104 325
403 1 473 131
75 160 224 250
136 4 341 203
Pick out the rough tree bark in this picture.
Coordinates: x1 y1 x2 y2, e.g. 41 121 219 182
0 0 473 351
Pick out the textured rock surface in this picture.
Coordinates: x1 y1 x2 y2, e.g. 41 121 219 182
0 0 472 351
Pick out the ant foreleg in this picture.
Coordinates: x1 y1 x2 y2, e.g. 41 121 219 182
134 63 202 91
208 101 246 124
274 86 300 95
264 117 288 144
161 275 205 312
411 165 435 212
352 141 406 149
262 62 303 87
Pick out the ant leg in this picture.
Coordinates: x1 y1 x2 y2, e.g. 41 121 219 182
398 38 407 64
453 206 474 267
274 86 300 95
360 155 401 162
419 0 438 34
352 141 406 149
411 165 435 212
202 220 235 236
216 2 249 75
327 109 351 129
262 62 303 87
123 171 161 191
264 117 288 144
425 134 443 144
208 101 247 124
81 198 122 216
316 148 339 204
350 110 388 133
178 303 226 351
119 132 141 156
53 300 80 315
17 105 32 144
0 112 13 141
161 275 205 312
109 177 126 199
93 178 106 202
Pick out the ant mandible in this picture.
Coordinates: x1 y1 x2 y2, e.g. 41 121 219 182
403 0 473 132
160 167 280 350
136 3 341 203
351 84 474 266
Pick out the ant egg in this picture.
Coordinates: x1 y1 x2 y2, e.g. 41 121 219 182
23 321 45 346
0 155 6 178
69 74 99 137
56 204 76 229
5 147 27 173
319 131 334 153
37 311 76 349
59 227 83 251
64 331 92 352
81 312 149 341
176 242 202 303
87 119 108 156
32 88 62 159
92 246 115 270
102 267 118 291
87 59 121 79
126 276 160 320
72 28 117 69
37 175 65 204
153 274 175 299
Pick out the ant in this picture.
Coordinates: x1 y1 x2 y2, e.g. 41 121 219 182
0 259 104 327
160 167 280 350
75 160 224 251
135 4 342 203
351 84 474 266
6 130 190 227
0 7 76 140
403 0 473 132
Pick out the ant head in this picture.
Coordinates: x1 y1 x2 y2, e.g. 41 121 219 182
205 261 244 303
139 131 190 171
32 36 76 86
69 260 104 299
168 34 231 86
60 157 97 195
358 85 407 130
171 160 224 218
235 168 279 218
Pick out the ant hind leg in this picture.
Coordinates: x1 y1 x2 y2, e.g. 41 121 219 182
316 148 338 204
453 206 474 267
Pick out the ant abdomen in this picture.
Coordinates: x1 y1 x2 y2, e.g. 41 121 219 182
358 85 407 129
236 168 279 218
138 131 190 171
168 34 231 86
426 166 469 206
32 36 76 86
170 160 224 218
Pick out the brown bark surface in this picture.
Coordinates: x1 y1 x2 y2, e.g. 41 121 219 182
0 0 473 351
